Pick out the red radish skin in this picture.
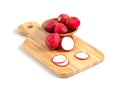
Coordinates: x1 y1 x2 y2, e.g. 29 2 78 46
66 17 80 30
75 51 89 60
52 54 67 64
45 33 60 50
45 20 58 33
60 36 74 51
54 23 68 34
57 14 69 24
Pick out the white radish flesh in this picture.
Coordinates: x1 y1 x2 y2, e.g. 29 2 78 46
75 52 89 60
61 36 74 51
52 54 67 64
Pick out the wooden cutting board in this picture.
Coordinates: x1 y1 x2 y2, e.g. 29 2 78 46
18 22 104 78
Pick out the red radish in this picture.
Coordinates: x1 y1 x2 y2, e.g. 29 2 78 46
57 14 69 24
45 20 58 33
52 54 67 64
45 33 60 50
75 51 89 60
66 17 80 30
52 54 69 67
60 36 74 51
54 23 68 34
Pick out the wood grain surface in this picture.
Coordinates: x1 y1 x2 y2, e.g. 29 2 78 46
18 22 104 78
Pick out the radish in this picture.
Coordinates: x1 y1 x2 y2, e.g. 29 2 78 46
52 54 69 67
75 51 89 60
60 36 74 51
54 23 68 34
52 54 67 64
45 33 60 50
57 14 69 24
45 20 58 33
66 17 80 30
57 59 69 67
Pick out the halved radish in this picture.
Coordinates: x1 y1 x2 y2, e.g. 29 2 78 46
52 54 69 67
75 51 89 60
52 54 67 64
60 36 74 51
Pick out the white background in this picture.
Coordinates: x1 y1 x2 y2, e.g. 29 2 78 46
0 0 120 85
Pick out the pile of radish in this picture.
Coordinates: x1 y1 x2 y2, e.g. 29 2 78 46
44 14 89 67
45 14 80 51
45 14 80 34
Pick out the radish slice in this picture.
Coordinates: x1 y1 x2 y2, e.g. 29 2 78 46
57 59 69 67
75 51 89 60
61 36 74 51
52 54 67 64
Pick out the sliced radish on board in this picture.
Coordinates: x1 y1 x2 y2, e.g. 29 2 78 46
61 36 74 51
57 59 69 67
52 54 69 67
52 54 67 64
75 51 89 60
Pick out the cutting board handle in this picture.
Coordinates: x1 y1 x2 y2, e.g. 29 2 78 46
18 22 41 37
